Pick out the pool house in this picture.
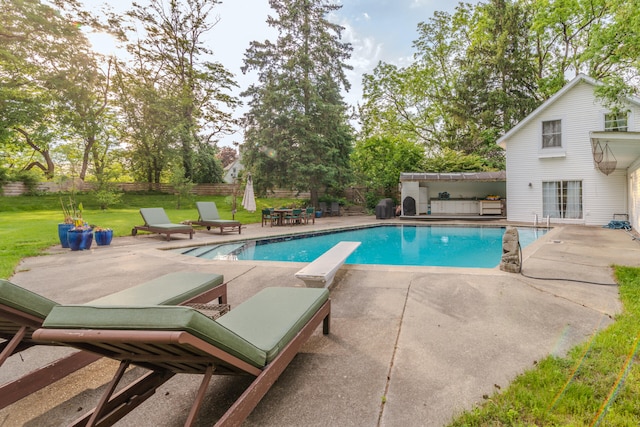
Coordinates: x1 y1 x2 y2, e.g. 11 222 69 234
399 171 507 219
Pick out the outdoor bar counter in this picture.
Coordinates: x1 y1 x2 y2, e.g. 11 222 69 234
430 198 504 215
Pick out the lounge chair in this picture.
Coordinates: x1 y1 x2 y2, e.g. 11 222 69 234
192 201 241 234
132 208 194 240
33 287 331 427
0 273 226 409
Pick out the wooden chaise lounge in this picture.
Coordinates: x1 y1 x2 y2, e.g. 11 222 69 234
0 272 227 409
132 207 194 240
33 287 331 427
295 241 361 288
191 201 242 234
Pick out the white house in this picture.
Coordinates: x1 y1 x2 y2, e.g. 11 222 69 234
497 74 640 228
223 158 244 184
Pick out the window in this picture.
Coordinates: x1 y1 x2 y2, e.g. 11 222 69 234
604 112 627 132
542 120 562 148
542 181 582 219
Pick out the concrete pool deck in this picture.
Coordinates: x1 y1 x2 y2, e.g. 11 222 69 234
3 215 640 426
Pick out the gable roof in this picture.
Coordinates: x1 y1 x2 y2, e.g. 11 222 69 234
400 171 506 182
497 73 640 148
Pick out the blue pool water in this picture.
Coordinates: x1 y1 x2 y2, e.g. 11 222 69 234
176 225 548 268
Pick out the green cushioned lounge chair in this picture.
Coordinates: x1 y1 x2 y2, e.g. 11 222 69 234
132 207 194 240
33 287 331 427
0 273 226 409
191 201 242 234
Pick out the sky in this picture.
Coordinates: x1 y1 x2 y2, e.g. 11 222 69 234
84 0 481 147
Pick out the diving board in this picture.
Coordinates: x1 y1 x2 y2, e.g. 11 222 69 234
295 241 361 288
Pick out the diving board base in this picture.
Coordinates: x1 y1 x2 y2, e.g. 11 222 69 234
295 241 361 288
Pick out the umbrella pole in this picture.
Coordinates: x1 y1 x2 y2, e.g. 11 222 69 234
232 175 237 220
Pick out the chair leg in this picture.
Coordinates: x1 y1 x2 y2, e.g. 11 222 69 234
72 365 174 427
184 365 215 426
0 326 27 366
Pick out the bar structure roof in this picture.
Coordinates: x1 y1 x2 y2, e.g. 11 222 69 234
400 171 506 182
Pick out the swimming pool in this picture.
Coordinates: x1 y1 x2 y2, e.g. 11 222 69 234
175 225 548 268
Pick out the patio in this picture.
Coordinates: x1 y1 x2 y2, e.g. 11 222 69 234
2 216 639 426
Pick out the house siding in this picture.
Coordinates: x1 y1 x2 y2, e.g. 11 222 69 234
629 160 640 231
504 80 630 226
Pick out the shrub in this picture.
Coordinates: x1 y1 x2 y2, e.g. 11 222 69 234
10 170 42 195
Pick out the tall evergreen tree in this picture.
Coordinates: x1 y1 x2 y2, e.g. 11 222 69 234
241 0 354 207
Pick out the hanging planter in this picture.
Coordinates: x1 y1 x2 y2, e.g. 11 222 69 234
597 143 617 176
592 140 604 163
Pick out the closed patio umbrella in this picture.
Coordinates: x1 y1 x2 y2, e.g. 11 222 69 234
242 173 256 213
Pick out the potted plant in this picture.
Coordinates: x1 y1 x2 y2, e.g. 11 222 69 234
67 224 93 251
58 197 83 248
94 226 113 246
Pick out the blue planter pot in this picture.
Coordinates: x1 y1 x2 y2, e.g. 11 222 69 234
95 230 113 246
58 223 74 248
68 229 93 251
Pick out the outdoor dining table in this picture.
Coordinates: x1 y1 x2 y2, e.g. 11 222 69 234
273 209 293 226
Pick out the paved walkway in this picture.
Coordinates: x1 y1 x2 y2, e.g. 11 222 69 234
2 216 640 426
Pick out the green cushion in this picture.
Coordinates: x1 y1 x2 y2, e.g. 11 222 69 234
0 279 58 320
42 305 266 368
217 287 329 364
88 272 224 306
42 287 329 368
196 201 221 221
196 202 240 226
140 208 172 225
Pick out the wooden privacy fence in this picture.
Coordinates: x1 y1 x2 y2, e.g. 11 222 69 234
2 182 377 207
1 181 310 199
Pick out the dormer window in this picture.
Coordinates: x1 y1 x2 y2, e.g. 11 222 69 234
542 120 562 148
604 112 627 132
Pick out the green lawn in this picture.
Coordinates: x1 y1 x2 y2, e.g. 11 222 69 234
0 192 298 279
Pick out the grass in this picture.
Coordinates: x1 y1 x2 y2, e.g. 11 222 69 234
0 193 299 279
448 266 640 426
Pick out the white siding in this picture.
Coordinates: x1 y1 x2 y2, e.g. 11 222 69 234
629 162 640 231
504 80 628 226
630 106 640 132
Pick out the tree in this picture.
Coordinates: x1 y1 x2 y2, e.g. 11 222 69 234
423 148 490 172
216 146 237 168
111 59 177 184
191 141 224 183
0 0 95 178
351 136 425 197
119 0 239 183
359 0 640 174
448 0 539 156
241 0 354 207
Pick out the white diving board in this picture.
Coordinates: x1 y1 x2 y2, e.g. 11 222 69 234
295 241 361 288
